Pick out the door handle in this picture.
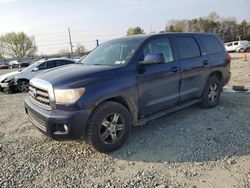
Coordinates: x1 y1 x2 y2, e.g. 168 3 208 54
203 60 209 65
170 66 178 73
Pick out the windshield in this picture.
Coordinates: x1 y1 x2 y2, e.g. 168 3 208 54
80 38 143 66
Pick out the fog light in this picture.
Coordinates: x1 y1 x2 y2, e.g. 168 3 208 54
64 124 69 133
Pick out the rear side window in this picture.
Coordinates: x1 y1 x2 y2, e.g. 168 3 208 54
175 36 201 59
55 60 63 66
46 61 57 69
63 60 74 65
200 36 224 54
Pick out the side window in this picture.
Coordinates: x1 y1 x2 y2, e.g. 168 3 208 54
142 38 174 63
55 60 63 66
176 36 201 59
46 61 57 69
63 60 74 65
227 43 233 47
234 42 238 46
200 36 224 54
37 62 47 70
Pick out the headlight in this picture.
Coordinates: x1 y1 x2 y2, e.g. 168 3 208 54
54 88 85 104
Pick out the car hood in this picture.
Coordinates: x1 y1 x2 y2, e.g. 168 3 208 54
0 71 20 82
35 64 116 88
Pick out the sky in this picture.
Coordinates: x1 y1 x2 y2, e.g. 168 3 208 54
0 0 250 55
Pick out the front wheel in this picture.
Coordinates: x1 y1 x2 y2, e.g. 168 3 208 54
87 101 131 153
18 80 29 93
200 76 222 108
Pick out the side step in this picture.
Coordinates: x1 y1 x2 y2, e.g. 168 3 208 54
139 99 201 126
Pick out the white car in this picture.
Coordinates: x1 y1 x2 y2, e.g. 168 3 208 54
0 71 20 92
0 58 75 93
224 40 250 53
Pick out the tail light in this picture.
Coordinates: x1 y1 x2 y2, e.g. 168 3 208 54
226 54 232 62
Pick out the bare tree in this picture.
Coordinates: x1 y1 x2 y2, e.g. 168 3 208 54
127 27 144 36
163 12 250 42
0 41 4 59
0 32 37 58
75 43 86 56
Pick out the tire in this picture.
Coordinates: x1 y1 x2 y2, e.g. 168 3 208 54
18 80 29 93
200 76 222 108
239 48 245 53
87 101 131 153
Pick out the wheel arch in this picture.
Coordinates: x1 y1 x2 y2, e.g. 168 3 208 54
209 71 223 83
90 96 139 127
17 78 30 83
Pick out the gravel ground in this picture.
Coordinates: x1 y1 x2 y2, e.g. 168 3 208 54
0 53 250 188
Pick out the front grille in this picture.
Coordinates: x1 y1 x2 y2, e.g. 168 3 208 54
29 84 52 110
27 110 47 132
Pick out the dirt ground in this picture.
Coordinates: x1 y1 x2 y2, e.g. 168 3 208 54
0 53 249 188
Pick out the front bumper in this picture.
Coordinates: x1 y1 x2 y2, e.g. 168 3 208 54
0 80 17 92
24 97 90 140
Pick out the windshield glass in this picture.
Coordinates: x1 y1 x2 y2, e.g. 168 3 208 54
80 38 143 66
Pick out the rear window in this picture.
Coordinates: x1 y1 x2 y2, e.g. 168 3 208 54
200 36 224 54
175 36 201 59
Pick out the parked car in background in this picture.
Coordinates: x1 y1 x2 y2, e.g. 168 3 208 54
224 40 250 52
9 60 31 69
0 61 9 69
0 58 75 93
24 33 231 153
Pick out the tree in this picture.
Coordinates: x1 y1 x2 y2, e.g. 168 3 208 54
58 48 71 57
75 43 86 56
163 12 250 42
127 27 144 36
0 41 4 59
0 32 37 58
238 20 250 40
165 20 189 32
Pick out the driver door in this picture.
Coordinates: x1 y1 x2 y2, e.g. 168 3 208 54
137 37 181 116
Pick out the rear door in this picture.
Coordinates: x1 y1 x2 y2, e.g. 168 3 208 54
137 36 181 116
233 42 239 51
175 36 209 102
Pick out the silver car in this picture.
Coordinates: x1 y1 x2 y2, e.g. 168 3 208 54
0 58 75 93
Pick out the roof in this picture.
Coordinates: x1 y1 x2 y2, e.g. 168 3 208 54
109 32 217 43
38 57 75 62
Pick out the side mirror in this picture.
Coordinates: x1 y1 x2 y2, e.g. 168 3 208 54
33 67 39 72
139 53 165 66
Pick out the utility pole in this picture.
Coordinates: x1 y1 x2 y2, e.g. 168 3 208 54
68 27 73 54
96 39 99 47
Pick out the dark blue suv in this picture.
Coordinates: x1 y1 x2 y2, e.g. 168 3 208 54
24 33 231 153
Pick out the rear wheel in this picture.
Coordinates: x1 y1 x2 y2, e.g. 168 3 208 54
87 101 131 153
18 80 29 93
239 48 245 53
200 76 222 108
